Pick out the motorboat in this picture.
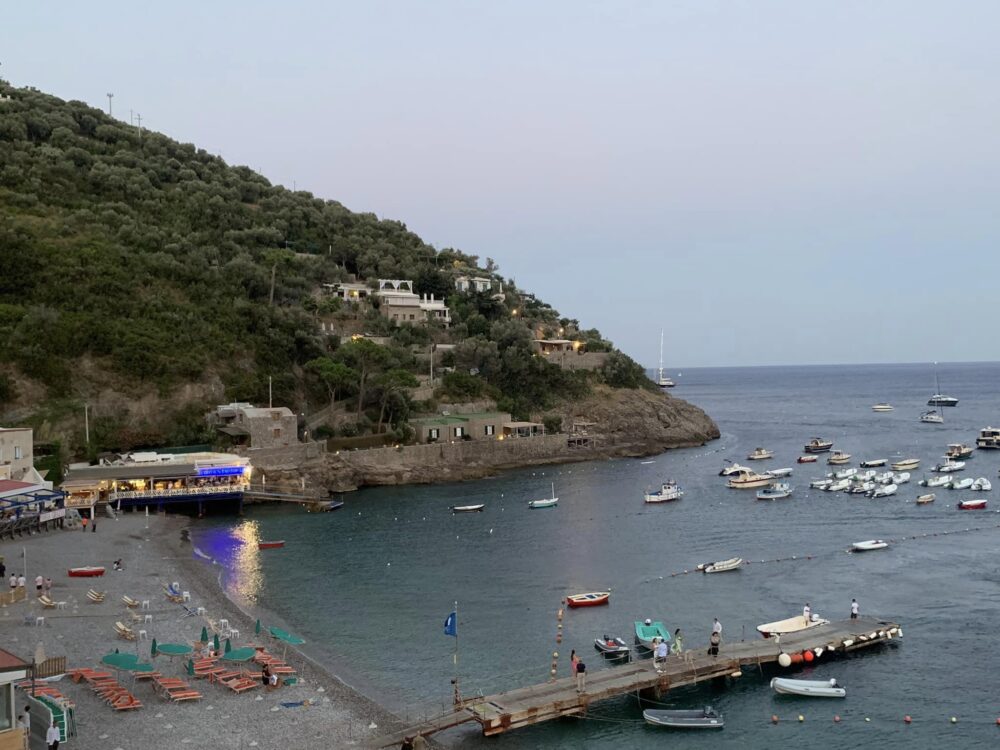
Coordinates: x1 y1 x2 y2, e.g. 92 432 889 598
797 455 818 464
528 483 559 509
634 620 671 651
958 498 988 510
919 475 950 488
726 473 773 489
976 427 1000 450
971 478 992 491
832 467 858 480
719 462 754 476
859 458 887 468
809 478 833 489
757 483 793 500
948 478 974 490
643 707 723 729
945 443 975 460
258 540 285 549
826 478 850 492
804 438 834 453
451 504 485 513
765 467 794 478
700 557 744 574
854 470 877 482
747 447 774 461
849 481 875 495
566 592 610 608
915 493 936 504
68 566 106 577
920 410 944 424
594 635 630 659
871 403 894 412
827 451 852 465
927 394 959 407
644 481 683 503
934 460 965 473
892 472 911 485
852 539 888 552
873 471 893 484
891 458 920 471
770 677 846 698
757 614 828 637
870 483 897 498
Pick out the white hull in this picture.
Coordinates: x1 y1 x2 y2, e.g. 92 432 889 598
757 614 828 637
948 478 973 490
891 459 920 471
765 467 794 478
870 483 897 498
771 677 846 698
852 539 888 551
703 557 743 573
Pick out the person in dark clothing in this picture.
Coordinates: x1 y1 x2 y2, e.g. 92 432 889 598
708 631 721 656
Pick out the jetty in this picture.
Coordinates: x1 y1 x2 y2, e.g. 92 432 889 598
372 616 900 747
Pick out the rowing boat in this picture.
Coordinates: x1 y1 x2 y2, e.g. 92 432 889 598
258 540 285 549
68 566 105 577
700 557 743 574
643 707 724 729
566 591 610 608
450 504 485 513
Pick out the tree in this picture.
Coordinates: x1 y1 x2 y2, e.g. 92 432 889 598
374 368 419 433
334 339 390 417
262 248 295 306
306 358 357 409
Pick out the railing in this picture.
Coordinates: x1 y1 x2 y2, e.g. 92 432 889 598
109 485 246 501
29 656 66 679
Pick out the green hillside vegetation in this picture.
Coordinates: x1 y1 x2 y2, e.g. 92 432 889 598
0 81 653 453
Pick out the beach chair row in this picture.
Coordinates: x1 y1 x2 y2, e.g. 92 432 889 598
15 680 75 708
190 656 259 693
151 674 202 702
68 669 142 711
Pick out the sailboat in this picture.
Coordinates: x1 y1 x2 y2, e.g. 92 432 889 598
927 365 958 407
656 329 675 388
528 483 558 509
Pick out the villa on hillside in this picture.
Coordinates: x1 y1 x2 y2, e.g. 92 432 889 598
322 281 371 303
208 403 300 449
376 279 451 326
533 339 610 371
410 412 510 443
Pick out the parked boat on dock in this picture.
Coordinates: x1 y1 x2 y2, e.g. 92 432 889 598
634 620 671 651
757 614 828 637
594 635 630 659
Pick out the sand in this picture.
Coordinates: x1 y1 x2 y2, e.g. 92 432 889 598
0 512 405 749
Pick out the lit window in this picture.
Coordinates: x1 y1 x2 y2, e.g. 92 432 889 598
484 425 495 436
429 428 439 440
454 427 465 438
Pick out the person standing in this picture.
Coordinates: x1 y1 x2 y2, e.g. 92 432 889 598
35 574 44 597
850 598 859 620
44 577 52 597
0 559 5 580
81 516 88 532
670 628 684 655
575 660 587 692
91 516 97 532
8 573 16 591
17 574 25 590
654 638 668 672
47 719 61 750
708 630 721 657
570 649 579 678
18 705 30 732
712 618 722 637
803 603 811 622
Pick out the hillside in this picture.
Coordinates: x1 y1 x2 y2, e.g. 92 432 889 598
0 81 718 456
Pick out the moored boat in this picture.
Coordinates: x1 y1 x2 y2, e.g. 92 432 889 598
797 455 818 464
258 540 285 549
945 443 975 460
870 483 897 498
871 403 894 412
747 447 774 461
643 707 724 729
915 493 935 505
971 477 992 491
644 481 683 503
804 438 834 454
827 451 852 465
852 539 888 552
920 410 944 424
567 591 610 608
892 472 911 485
450 504 485 513
975 427 1000 449
594 635 630 659
809 478 833 489
756 483 792 500
770 677 846 698
719 462 754 476
832 467 857 480
765 467 794 478
927 394 959 407
634 619 671 650
68 566 106 577
726 473 773 489
859 458 887 468
305 499 344 513
528 483 559 509
919 475 950 488
757 614 828 637
934 460 965 473
948 478 973 490
849 481 875 495
699 557 743 573
825 478 850 492
891 458 920 471
958 498 988 510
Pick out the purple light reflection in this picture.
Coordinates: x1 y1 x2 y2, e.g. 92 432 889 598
194 521 263 603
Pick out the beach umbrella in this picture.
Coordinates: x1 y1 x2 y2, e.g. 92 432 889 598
221 646 257 677
269 626 305 660
224 638 232 654
150 638 158 658
155 643 193 662
101 652 139 669
213 633 220 653
200 625 208 643
185 659 194 677
254 619 261 636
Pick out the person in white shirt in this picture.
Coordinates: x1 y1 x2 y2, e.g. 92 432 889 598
712 618 722 636
8 574 15 590
18 705 30 731
654 638 668 672
850 598 859 620
803 603 811 622
35 574 44 596
47 720 61 749
17 574 25 589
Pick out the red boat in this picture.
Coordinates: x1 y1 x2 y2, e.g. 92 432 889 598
797 456 818 464
68 566 106 577
566 591 610 608
958 499 987 510
258 540 285 549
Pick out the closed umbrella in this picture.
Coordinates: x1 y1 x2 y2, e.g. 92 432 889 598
150 638 158 658
254 619 261 636
200 625 208 644
213 633 220 653
224 638 232 654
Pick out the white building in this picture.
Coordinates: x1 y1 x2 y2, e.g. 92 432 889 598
376 279 451 327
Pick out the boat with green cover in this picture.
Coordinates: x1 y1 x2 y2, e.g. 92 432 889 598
634 619 671 651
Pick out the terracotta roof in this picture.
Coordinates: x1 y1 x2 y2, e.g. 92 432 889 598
0 479 36 494
0 648 28 672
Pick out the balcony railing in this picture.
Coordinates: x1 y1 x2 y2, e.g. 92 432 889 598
109 485 246 501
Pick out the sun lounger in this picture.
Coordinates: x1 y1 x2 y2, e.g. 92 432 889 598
121 595 139 608
221 677 258 694
114 621 137 640
111 695 143 711
38 595 56 608
87 589 106 603
68 668 111 684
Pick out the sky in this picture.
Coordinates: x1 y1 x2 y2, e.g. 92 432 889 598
3 1 999 368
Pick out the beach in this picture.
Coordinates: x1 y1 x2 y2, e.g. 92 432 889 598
0 512 405 750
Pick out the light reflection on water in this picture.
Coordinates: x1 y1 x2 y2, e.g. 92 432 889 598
195 520 264 602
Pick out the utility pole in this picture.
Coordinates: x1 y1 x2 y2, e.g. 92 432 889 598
84 404 90 445
135 113 142 140
268 377 273 408
106 92 114 116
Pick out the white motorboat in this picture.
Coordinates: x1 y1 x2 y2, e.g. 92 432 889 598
756 483 793 500
528 484 559 509
757 614 829 637
809 478 833 489
644 481 683 503
859 458 887 468
827 451 852 465
919 475 950 488
873 471 894 484
849 481 875 495
892 472 911 485
945 443 975 460
920 410 944 424
854 470 877 482
826 478 850 492
870 483 897 498
700 557 744 574
852 539 888 552
832 467 858 480
770 677 846 699
971 478 992 491
934 460 965 473
871 403 894 412
765 467 794 478
976 427 1000 450
891 458 920 471
747 447 774 461
719 462 753 476
915 493 936 504
804 438 834 453
727 473 773 489
948 477 974 490
927 394 959 407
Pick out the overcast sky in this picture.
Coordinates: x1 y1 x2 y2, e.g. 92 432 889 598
4 1 998 368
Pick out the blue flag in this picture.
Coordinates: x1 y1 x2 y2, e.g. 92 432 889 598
443 611 457 637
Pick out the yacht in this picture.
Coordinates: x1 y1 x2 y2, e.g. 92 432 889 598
945 443 975 460
920 410 944 424
976 427 1000 450
655 330 675 388
719 462 754 476
827 451 852 465
803 437 834 454
927 394 959 407
727 472 774 489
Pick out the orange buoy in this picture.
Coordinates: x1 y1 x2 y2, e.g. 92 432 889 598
771 714 779 724
803 650 814 663
790 653 804 665
904 716 912 724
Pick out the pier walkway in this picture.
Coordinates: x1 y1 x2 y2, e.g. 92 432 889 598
372 616 900 747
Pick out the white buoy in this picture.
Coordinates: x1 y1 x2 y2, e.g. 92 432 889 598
778 653 792 667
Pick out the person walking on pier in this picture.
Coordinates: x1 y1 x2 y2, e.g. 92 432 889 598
851 598 859 620
575 660 586 692
803 603 811 622
654 638 668 672
670 628 684 655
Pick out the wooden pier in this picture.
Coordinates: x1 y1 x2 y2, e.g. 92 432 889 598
372 616 900 747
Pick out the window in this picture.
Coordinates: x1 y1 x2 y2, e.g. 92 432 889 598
484 424 495 436
14 446 22 460
273 428 281 439
454 426 465 438
271 411 281 420
0 683 11 730
428 428 439 440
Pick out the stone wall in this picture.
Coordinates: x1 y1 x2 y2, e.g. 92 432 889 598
244 441 325 472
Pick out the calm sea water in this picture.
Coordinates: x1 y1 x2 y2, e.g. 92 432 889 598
193 362 1000 748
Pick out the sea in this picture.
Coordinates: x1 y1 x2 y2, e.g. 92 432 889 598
191 362 1000 749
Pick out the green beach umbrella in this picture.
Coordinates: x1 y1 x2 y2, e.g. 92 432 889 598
200 625 208 643
221 646 257 677
101 652 139 669
185 659 194 677
150 638 158 658
213 633 220 653
224 638 232 654
269 626 305 660
254 618 261 636
156 643 193 660
130 662 156 673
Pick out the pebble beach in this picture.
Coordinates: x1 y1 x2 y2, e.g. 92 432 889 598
0 512 404 750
